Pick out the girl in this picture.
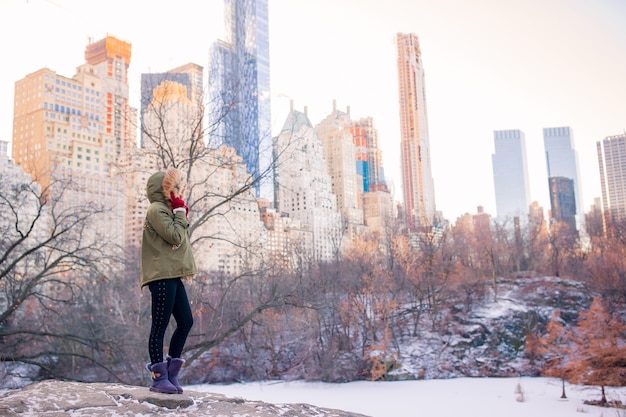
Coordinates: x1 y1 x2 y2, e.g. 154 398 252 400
140 168 196 394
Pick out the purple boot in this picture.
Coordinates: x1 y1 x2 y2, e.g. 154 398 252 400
167 356 185 394
146 361 178 394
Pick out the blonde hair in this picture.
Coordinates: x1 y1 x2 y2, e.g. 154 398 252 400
162 167 187 202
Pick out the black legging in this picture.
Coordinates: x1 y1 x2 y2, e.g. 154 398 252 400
148 278 194 364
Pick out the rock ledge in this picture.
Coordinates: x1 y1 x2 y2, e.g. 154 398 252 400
0 380 370 417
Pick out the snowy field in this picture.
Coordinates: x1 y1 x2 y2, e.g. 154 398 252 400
189 377 626 417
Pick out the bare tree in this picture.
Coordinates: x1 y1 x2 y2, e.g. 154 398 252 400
0 173 126 382
414 227 455 330
586 218 626 309
448 225 488 316
546 221 581 278
525 212 551 275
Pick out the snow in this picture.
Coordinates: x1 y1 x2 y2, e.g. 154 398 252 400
473 289 528 320
189 377 626 417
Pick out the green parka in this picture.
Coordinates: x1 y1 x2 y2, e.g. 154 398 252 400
140 171 197 288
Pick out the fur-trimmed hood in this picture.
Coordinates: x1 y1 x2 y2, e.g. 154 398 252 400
162 167 186 202
146 168 186 205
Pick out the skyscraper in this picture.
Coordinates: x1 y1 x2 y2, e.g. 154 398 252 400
12 35 133 253
315 102 363 226
140 63 203 147
351 116 387 193
275 105 342 263
352 116 393 232
492 129 531 222
396 33 436 230
543 126 583 231
84 36 133 164
315 101 393 236
548 176 577 230
597 133 626 224
210 0 273 203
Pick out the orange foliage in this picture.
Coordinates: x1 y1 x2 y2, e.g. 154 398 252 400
567 297 626 390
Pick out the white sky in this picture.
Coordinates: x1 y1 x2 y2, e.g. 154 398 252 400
189 377 625 417
1 0 625 220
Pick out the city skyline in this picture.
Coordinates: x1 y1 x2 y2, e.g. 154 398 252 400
1 0 625 221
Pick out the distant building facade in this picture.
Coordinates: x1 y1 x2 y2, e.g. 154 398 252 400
315 101 394 239
548 176 577 230
529 200 547 232
351 117 393 232
543 126 583 232
585 197 604 238
139 63 203 147
492 129 531 223
209 0 273 203
274 106 343 263
351 116 386 192
597 133 626 226
452 205 492 239
191 146 265 276
12 35 133 255
396 33 436 230
315 103 363 226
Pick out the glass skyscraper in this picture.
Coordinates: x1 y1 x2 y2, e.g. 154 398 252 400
210 0 273 203
543 126 584 232
492 129 531 222
548 176 577 230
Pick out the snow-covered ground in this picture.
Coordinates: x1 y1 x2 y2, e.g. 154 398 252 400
189 377 626 417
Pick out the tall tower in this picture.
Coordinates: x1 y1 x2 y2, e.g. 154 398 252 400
396 33 436 230
84 35 133 164
597 133 626 225
492 129 531 222
210 0 273 203
543 126 584 232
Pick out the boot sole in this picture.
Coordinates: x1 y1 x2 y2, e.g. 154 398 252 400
149 387 179 394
